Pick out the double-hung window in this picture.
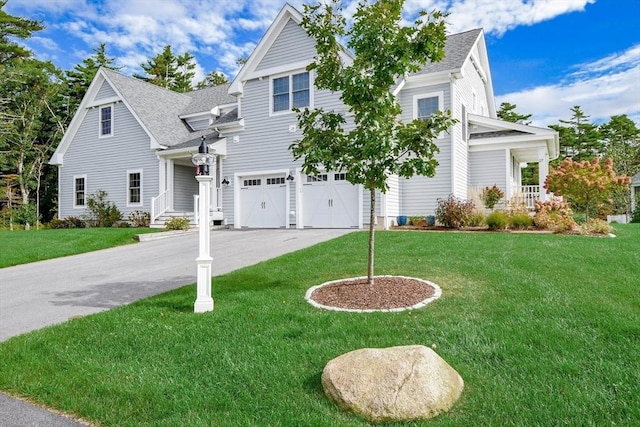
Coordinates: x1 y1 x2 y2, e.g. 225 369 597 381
74 175 86 208
100 105 113 137
416 96 440 121
127 170 142 206
272 72 310 113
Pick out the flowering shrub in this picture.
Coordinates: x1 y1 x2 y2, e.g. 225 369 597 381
128 210 151 227
533 199 577 233
544 158 630 222
481 185 504 209
435 195 475 228
165 217 191 231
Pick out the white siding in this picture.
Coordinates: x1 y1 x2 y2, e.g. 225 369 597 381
468 149 507 194
173 164 198 211
59 101 159 220
397 83 452 216
96 81 117 100
256 19 317 71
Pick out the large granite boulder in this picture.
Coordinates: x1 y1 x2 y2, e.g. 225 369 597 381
321 345 463 423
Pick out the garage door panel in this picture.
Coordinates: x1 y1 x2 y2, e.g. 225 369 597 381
302 172 359 228
239 175 287 228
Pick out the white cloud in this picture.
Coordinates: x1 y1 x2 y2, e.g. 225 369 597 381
403 0 596 35
496 44 640 127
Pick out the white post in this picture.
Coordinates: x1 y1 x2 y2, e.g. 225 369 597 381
194 175 214 313
538 147 549 202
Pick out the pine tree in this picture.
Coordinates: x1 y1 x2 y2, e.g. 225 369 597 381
196 71 228 89
497 102 532 125
550 105 602 162
0 0 43 64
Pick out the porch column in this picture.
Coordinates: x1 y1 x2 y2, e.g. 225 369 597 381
538 147 549 202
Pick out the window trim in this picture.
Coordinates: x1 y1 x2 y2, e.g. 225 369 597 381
99 104 114 138
73 174 87 209
126 169 143 207
269 70 313 115
412 91 444 121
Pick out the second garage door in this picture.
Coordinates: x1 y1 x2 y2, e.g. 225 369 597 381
302 172 359 228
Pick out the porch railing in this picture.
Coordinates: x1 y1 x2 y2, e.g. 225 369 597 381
520 185 540 210
193 189 222 225
151 190 170 225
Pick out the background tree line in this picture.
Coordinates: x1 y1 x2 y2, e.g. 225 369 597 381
0 2 228 227
1 1 638 227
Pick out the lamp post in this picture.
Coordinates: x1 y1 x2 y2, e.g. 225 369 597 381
191 136 216 313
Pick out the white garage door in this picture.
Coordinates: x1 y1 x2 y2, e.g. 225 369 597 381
302 172 359 228
239 175 287 228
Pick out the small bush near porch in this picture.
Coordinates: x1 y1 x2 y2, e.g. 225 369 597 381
0 226 638 425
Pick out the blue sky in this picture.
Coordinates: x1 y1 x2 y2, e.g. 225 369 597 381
6 0 639 127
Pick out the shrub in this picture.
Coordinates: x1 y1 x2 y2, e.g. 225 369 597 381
582 218 613 235
467 211 486 227
481 185 504 210
631 205 640 224
408 215 424 226
13 203 38 225
49 216 86 229
486 210 509 230
165 217 191 231
86 190 122 227
534 199 577 233
509 213 533 230
435 195 475 228
128 210 151 227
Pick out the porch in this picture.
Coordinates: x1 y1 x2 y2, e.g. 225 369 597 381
150 189 224 227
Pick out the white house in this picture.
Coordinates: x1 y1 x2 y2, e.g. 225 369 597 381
50 3 559 229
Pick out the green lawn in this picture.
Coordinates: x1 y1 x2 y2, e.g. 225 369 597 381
0 228 160 268
0 226 638 426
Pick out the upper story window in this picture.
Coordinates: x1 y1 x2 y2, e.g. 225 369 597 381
100 105 113 137
74 175 86 208
413 91 445 137
272 72 310 113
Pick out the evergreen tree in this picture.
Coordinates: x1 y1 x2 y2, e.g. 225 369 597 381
550 105 602 162
497 102 532 125
196 71 228 89
135 45 178 89
65 43 121 115
600 114 640 177
174 52 196 93
0 0 43 64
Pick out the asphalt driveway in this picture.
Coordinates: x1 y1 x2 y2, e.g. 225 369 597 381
0 228 353 426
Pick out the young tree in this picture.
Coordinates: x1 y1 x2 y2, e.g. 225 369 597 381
290 0 455 286
196 71 228 89
544 157 630 222
550 105 602 162
497 102 532 125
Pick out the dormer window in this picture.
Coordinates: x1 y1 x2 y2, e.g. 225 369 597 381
272 72 310 113
100 105 113 137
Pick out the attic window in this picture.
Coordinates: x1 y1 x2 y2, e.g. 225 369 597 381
100 105 113 137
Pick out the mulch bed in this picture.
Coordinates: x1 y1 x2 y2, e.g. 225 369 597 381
309 276 435 310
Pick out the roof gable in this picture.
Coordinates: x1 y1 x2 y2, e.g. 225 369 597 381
415 28 482 75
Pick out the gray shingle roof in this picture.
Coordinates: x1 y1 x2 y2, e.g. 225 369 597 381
101 68 236 148
413 28 482 75
181 85 236 116
470 130 528 140
212 108 239 126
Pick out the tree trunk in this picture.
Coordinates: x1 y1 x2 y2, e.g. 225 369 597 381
368 187 376 288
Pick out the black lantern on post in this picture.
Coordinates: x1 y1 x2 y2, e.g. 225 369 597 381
192 136 215 176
